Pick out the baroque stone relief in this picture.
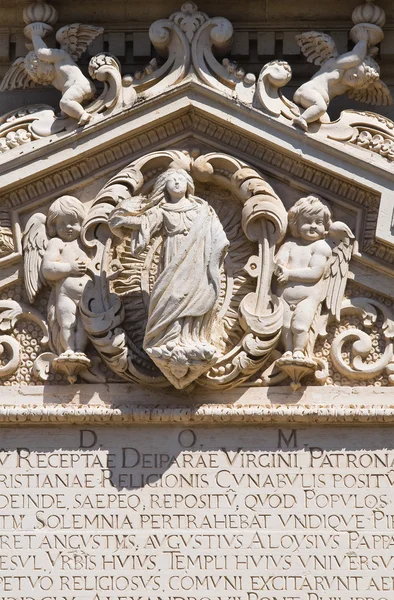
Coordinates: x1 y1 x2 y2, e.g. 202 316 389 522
0 149 391 391
80 150 287 390
0 1 393 394
1 0 394 170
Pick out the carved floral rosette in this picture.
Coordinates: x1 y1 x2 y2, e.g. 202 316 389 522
79 150 287 390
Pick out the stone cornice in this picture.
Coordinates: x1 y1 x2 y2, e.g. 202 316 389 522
0 384 394 425
1 404 394 425
1 81 394 191
0 84 379 212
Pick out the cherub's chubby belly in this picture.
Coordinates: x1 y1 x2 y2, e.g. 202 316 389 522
280 283 318 304
58 275 90 302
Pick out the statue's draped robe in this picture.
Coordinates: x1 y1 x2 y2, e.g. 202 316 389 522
129 198 229 355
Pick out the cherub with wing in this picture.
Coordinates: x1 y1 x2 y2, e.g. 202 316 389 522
0 22 103 125
23 196 90 361
293 26 392 130
274 195 355 363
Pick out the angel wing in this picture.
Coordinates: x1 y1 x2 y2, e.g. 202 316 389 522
347 79 393 106
325 221 355 322
296 31 338 66
22 213 49 304
56 24 104 62
0 57 41 92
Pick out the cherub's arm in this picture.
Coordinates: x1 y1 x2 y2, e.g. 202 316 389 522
31 33 66 64
275 242 291 267
274 242 291 279
335 40 368 69
42 239 86 282
286 243 331 283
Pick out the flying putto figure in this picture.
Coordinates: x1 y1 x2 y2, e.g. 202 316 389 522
293 26 392 130
0 22 103 125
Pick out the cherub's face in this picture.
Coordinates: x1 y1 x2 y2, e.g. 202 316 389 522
298 211 327 242
344 65 365 88
166 172 188 202
56 214 81 241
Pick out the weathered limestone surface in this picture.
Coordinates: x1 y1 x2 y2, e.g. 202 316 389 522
0 1 394 599
0 422 394 600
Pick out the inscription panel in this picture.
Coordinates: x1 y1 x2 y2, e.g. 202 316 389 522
0 426 393 600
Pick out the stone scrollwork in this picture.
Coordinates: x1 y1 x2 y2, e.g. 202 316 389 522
80 150 287 390
255 61 300 121
0 300 49 379
330 297 394 383
1 0 393 164
131 2 256 104
0 0 257 140
318 110 394 161
88 54 137 116
0 105 67 154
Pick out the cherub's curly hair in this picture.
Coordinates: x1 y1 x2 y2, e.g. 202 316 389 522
288 195 332 238
361 56 380 85
24 51 54 85
47 196 86 238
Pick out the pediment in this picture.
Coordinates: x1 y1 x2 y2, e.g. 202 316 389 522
1 1 394 398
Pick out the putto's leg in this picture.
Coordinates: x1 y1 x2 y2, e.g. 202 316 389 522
75 313 89 354
60 88 92 125
291 299 319 357
281 302 294 355
293 88 328 129
57 293 78 354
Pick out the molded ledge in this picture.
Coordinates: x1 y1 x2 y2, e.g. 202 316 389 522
0 384 393 425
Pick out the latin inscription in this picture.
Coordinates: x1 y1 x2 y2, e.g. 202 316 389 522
0 426 393 600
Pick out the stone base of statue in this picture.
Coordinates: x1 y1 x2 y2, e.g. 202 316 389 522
52 352 91 384
275 353 318 391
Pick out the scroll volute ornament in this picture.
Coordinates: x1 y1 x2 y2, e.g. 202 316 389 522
237 169 287 337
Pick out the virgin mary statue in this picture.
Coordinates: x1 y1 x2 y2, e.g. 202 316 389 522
108 168 229 386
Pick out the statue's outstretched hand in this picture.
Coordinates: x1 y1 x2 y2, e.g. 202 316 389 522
24 22 53 41
110 214 142 230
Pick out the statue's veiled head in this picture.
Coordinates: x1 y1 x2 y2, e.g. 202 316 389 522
150 168 195 204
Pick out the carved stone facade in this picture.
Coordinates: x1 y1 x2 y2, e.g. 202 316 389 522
0 0 393 399
2 2 394 600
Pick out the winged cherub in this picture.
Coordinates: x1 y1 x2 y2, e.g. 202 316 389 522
274 195 355 362
23 196 91 362
293 27 392 130
0 22 103 125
